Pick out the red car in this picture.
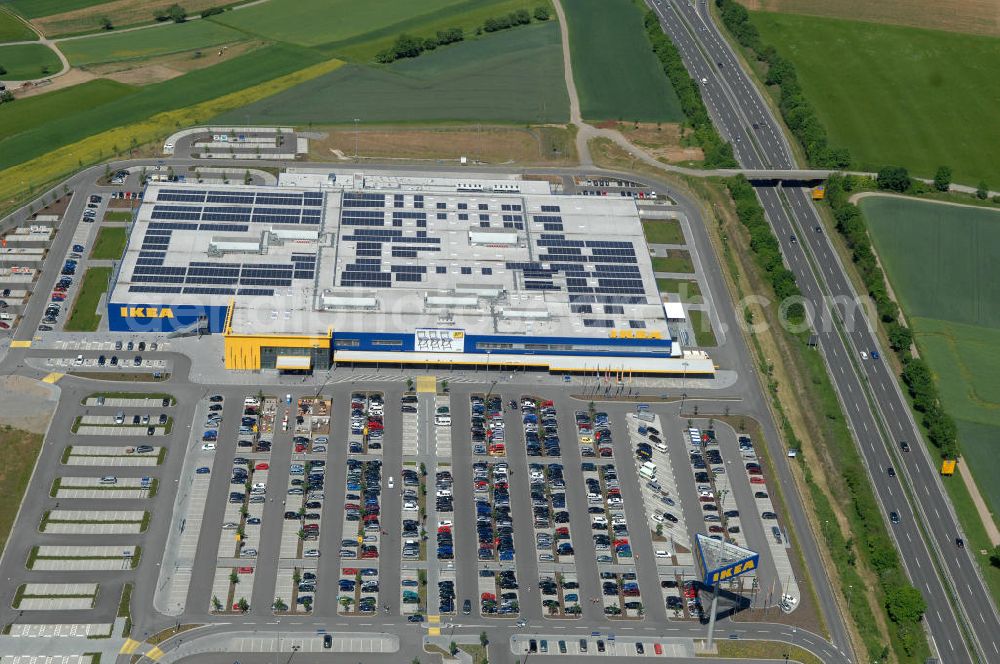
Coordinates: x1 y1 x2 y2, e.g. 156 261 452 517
749 476 766 484
481 592 496 601
360 549 379 559
237 566 254 574
254 462 269 471
654 644 663 655
599 448 614 457
343 568 358 575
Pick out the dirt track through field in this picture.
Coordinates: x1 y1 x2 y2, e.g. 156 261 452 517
741 0 1000 37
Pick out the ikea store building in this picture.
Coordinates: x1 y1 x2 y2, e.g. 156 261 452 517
107 170 714 376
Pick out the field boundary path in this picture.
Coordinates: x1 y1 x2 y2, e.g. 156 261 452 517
0 10 69 87
849 190 1000 211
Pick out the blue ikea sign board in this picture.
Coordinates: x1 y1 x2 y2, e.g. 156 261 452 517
107 302 229 333
696 535 760 587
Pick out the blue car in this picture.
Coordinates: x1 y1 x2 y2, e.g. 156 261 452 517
195 467 211 474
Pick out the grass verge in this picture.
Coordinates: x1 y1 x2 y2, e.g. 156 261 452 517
103 211 133 222
0 426 43 554
64 267 111 332
656 278 702 303
651 251 694 273
706 640 822 664
118 583 132 637
89 226 127 260
688 309 717 347
641 218 684 244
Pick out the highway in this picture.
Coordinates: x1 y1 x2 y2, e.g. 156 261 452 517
649 0 1000 661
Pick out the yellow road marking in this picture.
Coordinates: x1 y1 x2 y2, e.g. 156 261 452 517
427 627 441 636
145 646 164 661
416 375 437 393
10 340 31 348
120 639 141 654
427 614 441 623
42 372 63 384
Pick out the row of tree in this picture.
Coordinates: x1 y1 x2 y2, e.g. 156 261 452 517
375 7 549 64
727 174 928 655
826 172 959 459
641 11 737 168
725 175 805 322
714 0 850 168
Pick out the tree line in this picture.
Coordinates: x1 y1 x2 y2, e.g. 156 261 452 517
641 11 737 168
714 0 849 169
375 6 550 65
728 173 928 655
825 171 959 460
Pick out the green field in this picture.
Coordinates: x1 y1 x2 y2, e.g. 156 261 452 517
0 43 61 78
218 21 569 124
688 309 717 347
212 0 468 47
561 0 682 122
0 43 323 172
753 11 1000 186
0 0 106 18
90 226 127 260
0 79 135 141
0 7 34 42
862 196 1000 511
61 19 247 66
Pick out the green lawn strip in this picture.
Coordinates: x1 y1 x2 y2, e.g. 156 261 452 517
25 546 38 569
655 278 702 303
140 511 151 532
650 251 694 273
0 43 61 78
60 19 248 66
217 22 568 125
0 43 324 172
749 10 1000 185
11 584 25 607
641 218 685 245
89 226 127 260
49 477 60 497
708 640 822 664
64 266 111 332
81 391 175 404
157 447 167 465
0 79 135 143
85 654 101 664
687 309 716 347
561 0 682 122
38 510 50 531
0 8 36 42
103 211 133 222
60 446 72 464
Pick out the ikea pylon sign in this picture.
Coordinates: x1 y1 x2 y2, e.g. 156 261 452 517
705 555 759 586
695 533 760 588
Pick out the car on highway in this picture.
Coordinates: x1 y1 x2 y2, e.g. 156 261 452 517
890 511 901 525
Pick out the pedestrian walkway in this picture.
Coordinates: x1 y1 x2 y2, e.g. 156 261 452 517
416 375 437 393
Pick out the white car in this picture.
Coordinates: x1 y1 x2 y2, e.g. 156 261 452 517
387 476 394 489
655 550 671 559
201 443 216 451
403 500 418 511
303 549 321 558
860 350 869 360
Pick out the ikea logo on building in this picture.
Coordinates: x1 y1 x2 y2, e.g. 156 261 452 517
608 329 663 340
119 307 174 319
709 558 756 584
